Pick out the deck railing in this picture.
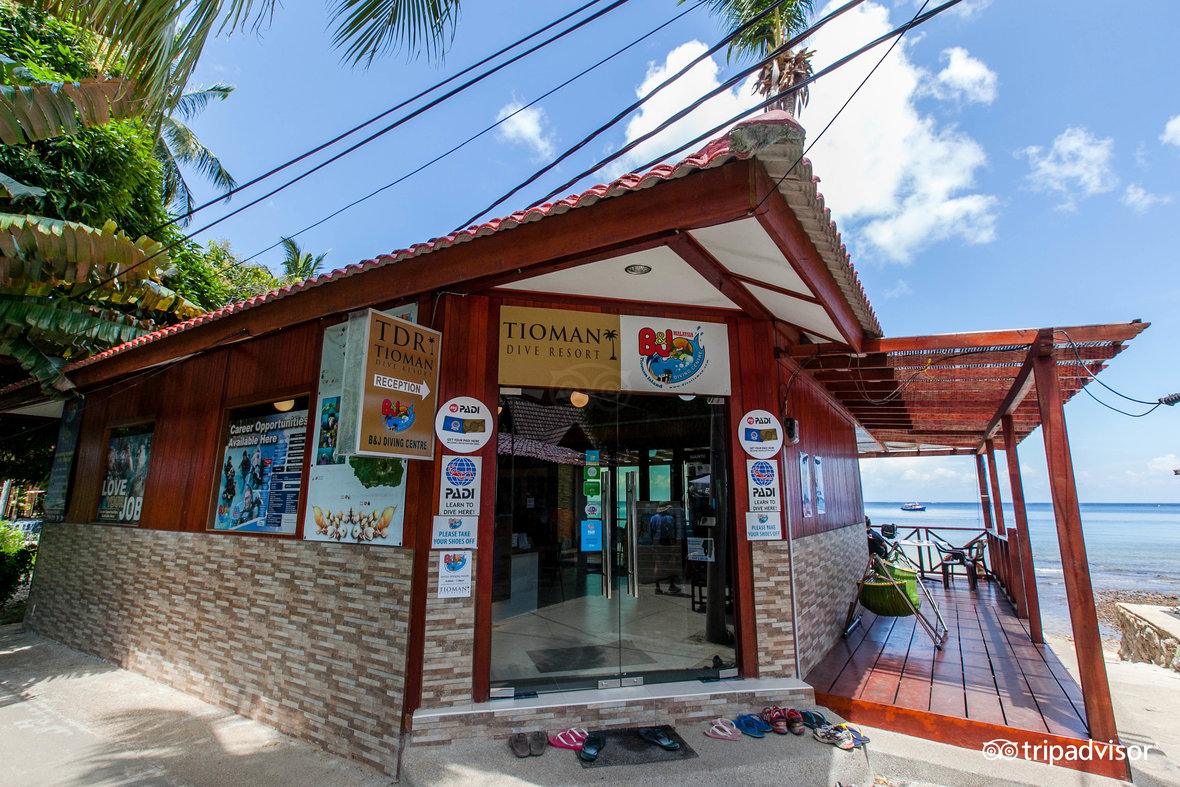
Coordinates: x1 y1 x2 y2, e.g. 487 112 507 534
880 524 1041 640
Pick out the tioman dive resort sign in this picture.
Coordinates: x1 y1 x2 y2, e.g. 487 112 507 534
498 305 730 395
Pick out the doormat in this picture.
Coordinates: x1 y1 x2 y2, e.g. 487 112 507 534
526 641 656 673
579 726 697 769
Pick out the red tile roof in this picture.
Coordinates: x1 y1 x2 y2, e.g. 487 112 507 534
58 112 878 379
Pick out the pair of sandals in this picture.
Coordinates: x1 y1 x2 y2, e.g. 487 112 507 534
761 706 805 735
546 727 605 762
508 731 547 757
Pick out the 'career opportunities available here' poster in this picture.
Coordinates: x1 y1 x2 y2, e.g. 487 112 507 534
214 409 308 534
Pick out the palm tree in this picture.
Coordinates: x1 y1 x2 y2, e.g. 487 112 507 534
280 237 329 284
36 1 463 119
156 82 238 219
701 0 815 117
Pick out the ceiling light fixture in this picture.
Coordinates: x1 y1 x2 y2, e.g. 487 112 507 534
624 264 652 275
273 399 296 412
570 391 589 408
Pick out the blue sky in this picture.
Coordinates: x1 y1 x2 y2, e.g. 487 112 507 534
180 0 1180 503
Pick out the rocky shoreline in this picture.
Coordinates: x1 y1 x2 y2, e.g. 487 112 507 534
1096 589 1179 638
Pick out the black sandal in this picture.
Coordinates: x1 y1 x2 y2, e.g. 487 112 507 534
509 732 530 758
638 726 680 750
579 731 606 762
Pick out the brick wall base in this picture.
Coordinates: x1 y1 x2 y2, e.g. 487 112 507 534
752 540 797 677
792 524 868 677
25 523 413 776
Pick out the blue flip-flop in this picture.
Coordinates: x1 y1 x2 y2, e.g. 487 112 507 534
799 710 828 730
734 714 772 738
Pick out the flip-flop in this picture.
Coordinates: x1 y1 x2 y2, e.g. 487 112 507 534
579 731 606 762
785 708 806 735
548 727 589 750
831 723 870 747
528 731 547 756
704 718 741 741
799 710 828 730
508 732 530 758
638 726 680 750
734 714 771 738
761 706 789 734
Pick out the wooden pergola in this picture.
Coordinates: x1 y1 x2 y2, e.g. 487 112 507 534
783 320 1149 759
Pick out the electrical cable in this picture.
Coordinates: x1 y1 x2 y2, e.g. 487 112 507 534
521 0 962 217
455 0 866 230
1055 329 1160 405
237 0 710 266
71 0 638 301
147 0 613 233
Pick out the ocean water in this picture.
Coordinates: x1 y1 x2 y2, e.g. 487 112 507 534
864 501 1180 638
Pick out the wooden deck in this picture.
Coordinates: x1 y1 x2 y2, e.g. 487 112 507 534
805 580 1128 779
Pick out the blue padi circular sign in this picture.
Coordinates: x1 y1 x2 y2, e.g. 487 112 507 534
750 460 776 486
446 457 478 487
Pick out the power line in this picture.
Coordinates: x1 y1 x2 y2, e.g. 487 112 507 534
524 0 962 215
147 0 613 233
238 0 711 266
73 0 638 300
456 0 866 230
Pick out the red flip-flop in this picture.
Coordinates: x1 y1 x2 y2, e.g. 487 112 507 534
548 727 589 750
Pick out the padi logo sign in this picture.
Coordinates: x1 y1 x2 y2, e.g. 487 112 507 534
439 455 482 516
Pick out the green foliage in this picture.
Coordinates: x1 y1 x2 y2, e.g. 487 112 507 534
0 119 166 237
0 3 105 82
696 0 813 61
0 521 36 610
280 236 329 284
168 239 278 310
348 456 405 489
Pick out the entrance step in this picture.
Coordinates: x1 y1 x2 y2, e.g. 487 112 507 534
410 677 813 746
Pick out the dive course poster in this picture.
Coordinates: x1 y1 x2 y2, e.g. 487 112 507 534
96 424 153 525
213 410 308 533
43 397 84 523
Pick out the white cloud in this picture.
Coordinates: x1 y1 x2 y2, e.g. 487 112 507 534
495 101 555 160
859 456 978 501
929 47 997 104
1122 184 1171 212
1161 114 1180 147
1147 454 1180 473
883 279 912 299
611 40 758 177
612 3 998 263
1018 127 1118 211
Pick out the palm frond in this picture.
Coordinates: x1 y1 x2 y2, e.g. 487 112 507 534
172 82 235 120
328 0 461 66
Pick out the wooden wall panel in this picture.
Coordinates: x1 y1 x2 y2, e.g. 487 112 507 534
64 394 108 523
224 321 319 403
785 372 864 539
139 349 229 531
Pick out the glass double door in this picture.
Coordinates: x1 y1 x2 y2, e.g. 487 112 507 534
491 390 735 694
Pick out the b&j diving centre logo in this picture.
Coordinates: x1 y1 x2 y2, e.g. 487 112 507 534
637 326 707 389
443 552 468 571
750 461 776 486
382 399 415 433
445 457 478 487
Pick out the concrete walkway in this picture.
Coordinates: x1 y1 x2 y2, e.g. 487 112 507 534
0 624 391 786
4 622 1177 786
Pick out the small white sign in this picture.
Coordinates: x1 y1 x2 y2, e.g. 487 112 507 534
439 455 481 516
435 396 493 453
814 455 826 515
746 510 783 541
432 515 478 549
738 409 784 459
746 459 782 513
437 551 472 598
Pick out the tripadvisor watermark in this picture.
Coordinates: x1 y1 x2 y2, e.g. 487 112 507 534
983 738 1153 765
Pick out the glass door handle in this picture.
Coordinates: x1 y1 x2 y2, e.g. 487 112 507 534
626 471 638 598
603 469 612 600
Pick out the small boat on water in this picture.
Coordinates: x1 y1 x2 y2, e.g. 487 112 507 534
900 502 926 512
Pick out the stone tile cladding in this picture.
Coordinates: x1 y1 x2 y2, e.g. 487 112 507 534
752 540 797 677
420 552 476 708
792 523 867 677
411 685 814 744
25 523 413 776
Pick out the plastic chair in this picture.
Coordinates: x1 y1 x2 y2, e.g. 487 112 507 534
932 537 987 590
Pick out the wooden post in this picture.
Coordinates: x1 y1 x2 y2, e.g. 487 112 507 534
975 453 1004 589
986 439 1017 602
1033 352 1119 744
1002 415 1043 643
985 441 1006 536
